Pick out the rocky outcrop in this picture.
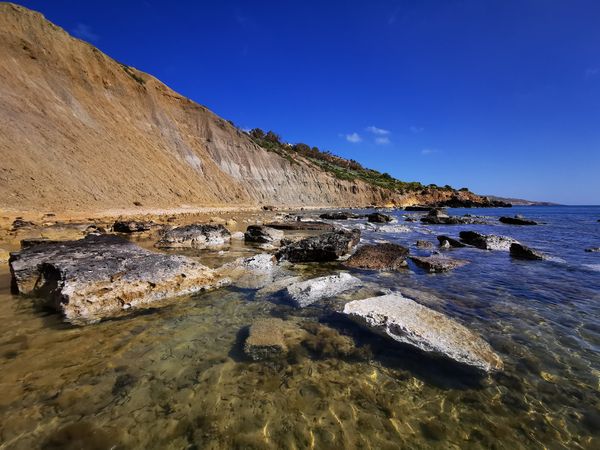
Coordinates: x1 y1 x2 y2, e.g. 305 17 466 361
265 221 336 231
459 231 518 251
244 225 284 244
156 224 230 248
9 235 227 324
410 256 470 272
436 235 466 248
113 220 153 233
286 273 361 307
342 294 503 372
345 243 409 270
499 216 538 225
510 243 545 260
276 229 361 262
367 213 392 223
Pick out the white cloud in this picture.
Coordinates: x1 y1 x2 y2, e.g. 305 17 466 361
410 126 424 133
421 148 437 155
345 132 362 143
366 126 390 135
375 137 390 145
72 23 99 43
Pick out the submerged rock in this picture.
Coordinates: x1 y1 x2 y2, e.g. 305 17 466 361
410 255 470 272
9 235 227 324
156 224 230 248
459 231 518 251
244 225 284 244
584 247 600 253
342 293 503 372
265 221 335 231
276 229 361 262
367 212 392 223
113 220 153 233
219 254 279 289
499 216 538 225
436 235 466 248
286 273 361 307
244 318 305 360
416 240 434 249
345 243 409 270
510 243 545 260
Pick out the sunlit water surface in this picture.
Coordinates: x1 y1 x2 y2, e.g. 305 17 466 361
0 206 599 449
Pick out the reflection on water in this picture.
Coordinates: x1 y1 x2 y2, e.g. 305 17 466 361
0 206 599 449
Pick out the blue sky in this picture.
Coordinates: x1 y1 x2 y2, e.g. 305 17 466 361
17 1 600 204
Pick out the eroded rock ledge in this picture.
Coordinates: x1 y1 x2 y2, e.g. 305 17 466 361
9 235 228 324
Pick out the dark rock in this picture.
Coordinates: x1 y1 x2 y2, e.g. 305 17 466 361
404 206 432 211
421 215 466 225
156 224 230 248
510 243 545 260
345 243 409 270
404 217 417 222
499 216 538 225
436 235 466 248
244 225 284 244
416 240 434 249
459 231 518 251
262 205 276 211
9 235 227 324
585 247 600 253
367 212 392 223
11 219 35 230
276 229 361 262
265 221 335 231
113 220 153 233
20 238 60 249
319 212 358 220
410 255 470 272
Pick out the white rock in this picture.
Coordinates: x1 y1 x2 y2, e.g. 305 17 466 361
343 293 503 372
286 272 361 307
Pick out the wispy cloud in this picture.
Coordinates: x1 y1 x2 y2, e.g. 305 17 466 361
410 125 424 134
375 137 390 145
345 132 362 143
366 125 390 135
72 23 99 43
585 67 600 79
421 148 437 155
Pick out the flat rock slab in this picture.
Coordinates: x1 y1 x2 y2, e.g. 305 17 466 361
244 225 284 244
459 231 518 251
9 235 227 324
345 243 409 270
264 221 335 231
343 294 503 372
276 229 361 262
410 255 470 272
499 216 538 225
510 243 545 260
244 318 306 360
156 224 230 248
286 273 361 307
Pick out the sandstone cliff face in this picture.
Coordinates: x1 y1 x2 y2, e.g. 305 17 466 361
0 3 398 213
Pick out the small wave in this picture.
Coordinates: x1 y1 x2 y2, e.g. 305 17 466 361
378 224 411 233
582 264 600 272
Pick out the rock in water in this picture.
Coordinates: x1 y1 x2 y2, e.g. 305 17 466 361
499 216 538 225
436 235 466 248
320 212 357 220
510 243 545 260
244 225 284 244
113 220 153 233
286 273 361 307
459 231 518 251
367 212 392 223
345 243 409 270
584 247 600 253
8 235 227 324
416 240 434 249
156 224 230 248
264 221 335 231
343 294 503 372
276 229 361 262
410 255 469 272
244 318 304 360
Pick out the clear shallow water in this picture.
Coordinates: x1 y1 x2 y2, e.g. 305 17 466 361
0 206 599 449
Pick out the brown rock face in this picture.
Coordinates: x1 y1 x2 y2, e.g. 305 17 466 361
346 243 409 270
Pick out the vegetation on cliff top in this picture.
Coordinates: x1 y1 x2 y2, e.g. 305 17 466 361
246 128 461 194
